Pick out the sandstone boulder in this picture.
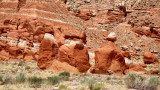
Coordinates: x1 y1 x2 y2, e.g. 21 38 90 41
125 64 147 74
143 51 159 64
48 60 80 74
8 47 22 59
59 40 90 73
106 32 117 42
92 41 126 75
38 33 59 69
150 69 159 74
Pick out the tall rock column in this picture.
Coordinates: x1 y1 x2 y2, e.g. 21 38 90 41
38 33 59 69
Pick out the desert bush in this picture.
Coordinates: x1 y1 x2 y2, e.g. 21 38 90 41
85 78 95 90
92 82 104 90
59 84 68 89
28 76 42 85
0 74 3 82
16 71 25 83
158 68 160 75
47 76 61 85
59 71 70 81
148 76 159 86
135 75 146 89
59 71 70 77
25 66 31 70
18 61 24 66
124 72 146 89
142 76 160 90
124 72 137 88
3 75 15 84
106 77 111 80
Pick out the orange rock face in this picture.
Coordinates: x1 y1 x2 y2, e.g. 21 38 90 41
59 42 90 73
92 41 126 75
38 33 59 69
143 51 159 64
125 64 147 74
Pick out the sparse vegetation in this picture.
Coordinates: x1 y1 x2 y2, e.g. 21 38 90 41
0 74 3 82
148 76 159 86
92 82 104 90
47 76 61 85
124 72 146 89
59 84 68 89
28 76 43 85
16 71 25 83
59 71 70 77
25 66 31 70
59 71 70 81
124 72 137 88
106 76 111 80
18 61 24 66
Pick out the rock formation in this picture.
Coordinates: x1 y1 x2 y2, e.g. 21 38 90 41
143 51 159 64
59 40 90 73
92 41 126 75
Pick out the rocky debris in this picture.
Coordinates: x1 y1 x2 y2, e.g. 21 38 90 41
106 32 117 42
121 45 128 50
48 60 80 73
93 9 125 25
72 9 94 21
124 0 160 10
59 40 90 73
38 33 59 69
150 69 159 75
91 41 126 75
143 51 159 64
125 64 147 74
8 47 22 59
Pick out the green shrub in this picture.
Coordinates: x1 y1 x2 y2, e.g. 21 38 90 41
86 78 95 90
25 66 31 70
124 72 137 88
59 71 70 81
59 84 68 89
141 76 160 90
16 71 25 83
28 76 42 85
125 73 148 89
47 76 61 85
106 77 111 80
3 75 14 84
135 75 146 89
148 76 159 86
18 61 24 66
158 68 160 75
59 71 70 77
0 74 3 82
93 82 104 90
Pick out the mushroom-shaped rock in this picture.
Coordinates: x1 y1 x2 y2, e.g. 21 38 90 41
38 33 59 69
143 51 159 64
92 41 126 75
106 32 117 42
59 40 90 73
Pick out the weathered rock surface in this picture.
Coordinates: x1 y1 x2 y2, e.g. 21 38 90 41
38 33 58 69
125 64 147 74
92 41 126 75
143 51 159 64
59 40 90 73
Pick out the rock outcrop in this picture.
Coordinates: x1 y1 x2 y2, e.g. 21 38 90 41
91 41 126 75
38 33 58 69
125 64 147 74
143 51 159 64
59 40 90 73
